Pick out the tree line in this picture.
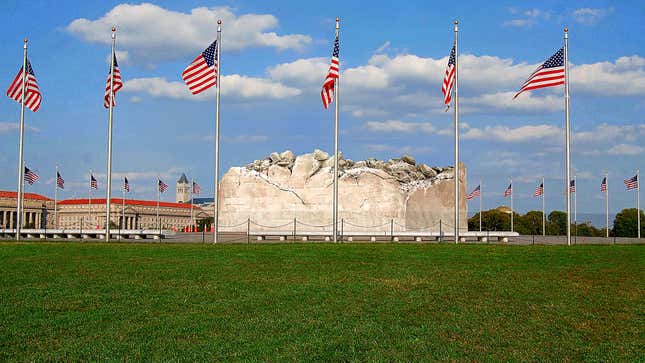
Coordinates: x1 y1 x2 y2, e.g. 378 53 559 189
468 208 644 237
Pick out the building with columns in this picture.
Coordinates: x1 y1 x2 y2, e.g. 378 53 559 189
57 198 207 230
0 190 208 230
0 191 54 229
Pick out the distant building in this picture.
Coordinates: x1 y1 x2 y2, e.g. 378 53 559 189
0 191 54 229
176 173 191 203
0 190 208 230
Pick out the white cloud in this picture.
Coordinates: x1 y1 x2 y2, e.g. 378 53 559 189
67 4 311 65
607 144 644 155
572 56 645 96
467 91 562 112
573 7 614 25
503 8 550 28
365 144 432 155
0 122 40 134
375 41 391 53
573 123 645 143
462 124 561 143
123 75 301 100
364 120 435 133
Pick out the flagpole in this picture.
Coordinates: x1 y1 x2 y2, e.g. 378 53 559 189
605 172 609 238
542 176 546 236
55 163 59 229
564 27 571 246
453 19 460 244
190 178 194 231
121 179 125 235
574 174 577 240
479 179 482 232
332 17 340 243
157 177 160 235
15 39 28 241
213 20 222 244
105 26 117 242
638 169 641 239
88 169 92 230
510 177 514 232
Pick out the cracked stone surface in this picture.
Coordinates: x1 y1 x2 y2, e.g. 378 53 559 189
219 150 468 232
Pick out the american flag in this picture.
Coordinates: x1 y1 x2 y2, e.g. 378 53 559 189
182 40 218 95
504 183 513 197
442 45 456 107
600 177 607 192
569 179 576 193
24 167 39 185
57 172 65 190
192 181 201 195
6 58 42 112
514 48 565 99
321 34 340 109
158 179 168 193
534 182 544 197
124 177 130 193
466 185 480 200
624 175 638 190
90 174 98 190
104 54 123 108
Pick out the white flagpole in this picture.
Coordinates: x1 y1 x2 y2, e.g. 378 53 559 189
213 20 222 244
190 178 194 231
574 174 577 239
332 17 341 243
15 39 28 241
55 163 59 229
479 179 482 232
510 177 514 232
105 27 117 242
121 178 126 234
605 172 609 238
638 169 641 239
454 20 460 243
88 169 92 230
564 27 571 246
542 176 546 236
157 177 160 235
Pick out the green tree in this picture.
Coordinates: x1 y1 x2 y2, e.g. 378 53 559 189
197 217 213 232
548 211 567 235
612 208 645 237
468 209 512 231
575 222 603 237
515 210 544 235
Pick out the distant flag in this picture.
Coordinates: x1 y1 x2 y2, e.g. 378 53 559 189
514 48 565 99
534 182 544 197
124 177 130 193
158 179 168 193
24 167 39 185
624 174 638 190
600 177 607 192
56 172 65 190
321 33 340 109
504 183 513 197
182 40 218 95
6 58 41 112
104 54 123 108
569 179 576 193
192 181 201 195
90 174 98 190
442 44 456 109
466 185 480 200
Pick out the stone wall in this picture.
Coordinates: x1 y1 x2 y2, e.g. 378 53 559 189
218 150 468 232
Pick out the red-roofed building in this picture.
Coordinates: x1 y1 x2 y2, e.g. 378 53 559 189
56 198 207 230
0 191 208 230
0 191 54 229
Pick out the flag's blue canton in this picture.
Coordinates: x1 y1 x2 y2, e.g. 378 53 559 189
332 36 339 58
26 60 35 76
543 48 564 69
448 46 455 67
570 179 575 187
202 40 218 67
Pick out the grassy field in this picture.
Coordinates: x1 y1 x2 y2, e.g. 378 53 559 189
0 243 642 361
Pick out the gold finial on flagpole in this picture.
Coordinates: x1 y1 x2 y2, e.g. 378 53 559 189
564 26 568 32
112 26 116 32
217 19 222 24
24 38 28 44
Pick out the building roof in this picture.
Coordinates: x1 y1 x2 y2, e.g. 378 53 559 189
0 190 53 201
177 173 189 184
58 198 201 210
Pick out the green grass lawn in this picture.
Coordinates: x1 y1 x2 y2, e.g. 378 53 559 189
0 243 643 361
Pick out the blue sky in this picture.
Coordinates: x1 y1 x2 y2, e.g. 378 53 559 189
0 0 643 217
